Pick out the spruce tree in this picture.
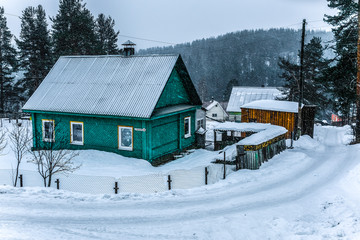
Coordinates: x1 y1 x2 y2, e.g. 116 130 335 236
16 5 53 98
324 0 358 119
278 37 329 118
51 0 99 57
96 13 120 55
0 7 17 113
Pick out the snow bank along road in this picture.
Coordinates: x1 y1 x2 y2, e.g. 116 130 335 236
0 126 360 239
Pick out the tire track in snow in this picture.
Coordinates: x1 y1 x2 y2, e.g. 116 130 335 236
0 127 357 237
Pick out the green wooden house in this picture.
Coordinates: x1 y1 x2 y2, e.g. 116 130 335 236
22 54 202 164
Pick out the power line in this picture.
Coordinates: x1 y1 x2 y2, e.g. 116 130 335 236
4 12 20 18
118 34 176 45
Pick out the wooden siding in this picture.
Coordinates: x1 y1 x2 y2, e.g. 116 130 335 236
155 69 191 109
32 108 196 162
241 108 296 139
32 113 144 158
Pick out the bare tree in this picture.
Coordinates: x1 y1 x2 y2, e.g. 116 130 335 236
8 121 31 186
0 128 6 154
28 121 80 187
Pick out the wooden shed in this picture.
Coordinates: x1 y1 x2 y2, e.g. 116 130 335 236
22 54 202 165
240 100 315 139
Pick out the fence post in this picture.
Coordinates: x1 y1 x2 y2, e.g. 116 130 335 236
223 151 226 180
167 175 172 190
205 167 209 185
289 132 294 149
55 179 60 190
114 182 119 194
237 145 246 169
19 174 23 187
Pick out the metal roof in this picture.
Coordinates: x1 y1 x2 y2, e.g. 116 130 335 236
122 40 136 46
226 87 281 112
23 54 186 118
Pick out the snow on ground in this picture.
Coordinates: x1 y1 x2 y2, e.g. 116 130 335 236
1 120 360 239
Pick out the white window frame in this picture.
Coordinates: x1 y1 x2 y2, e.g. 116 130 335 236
118 126 133 151
42 119 55 142
70 121 84 145
184 116 191 138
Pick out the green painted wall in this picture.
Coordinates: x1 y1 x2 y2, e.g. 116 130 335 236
32 108 196 161
33 113 144 159
155 69 190 109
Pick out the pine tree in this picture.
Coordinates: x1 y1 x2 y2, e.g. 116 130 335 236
324 0 358 119
223 79 238 102
51 0 99 57
16 5 53 98
96 13 120 55
0 7 17 113
278 37 329 118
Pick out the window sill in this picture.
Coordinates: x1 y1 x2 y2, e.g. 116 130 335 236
71 142 84 146
118 147 133 151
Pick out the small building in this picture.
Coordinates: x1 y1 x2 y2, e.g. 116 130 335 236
226 87 281 122
22 54 202 165
240 100 315 139
204 100 228 122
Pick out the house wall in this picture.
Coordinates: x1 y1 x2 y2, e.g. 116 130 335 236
150 109 196 160
31 109 196 162
206 105 227 121
228 112 242 122
32 112 144 159
195 109 206 130
241 108 296 139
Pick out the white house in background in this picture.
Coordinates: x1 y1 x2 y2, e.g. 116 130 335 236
205 100 228 122
226 87 281 122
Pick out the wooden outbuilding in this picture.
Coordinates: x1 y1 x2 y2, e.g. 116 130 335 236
240 100 315 138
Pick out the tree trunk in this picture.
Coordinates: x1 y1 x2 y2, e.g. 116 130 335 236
47 173 52 187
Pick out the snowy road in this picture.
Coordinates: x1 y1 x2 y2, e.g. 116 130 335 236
1 126 360 239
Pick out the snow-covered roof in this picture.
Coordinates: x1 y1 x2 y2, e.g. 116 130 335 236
23 55 200 118
226 87 281 112
214 122 273 132
241 100 300 113
214 122 287 146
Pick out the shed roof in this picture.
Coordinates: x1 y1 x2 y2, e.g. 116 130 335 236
241 100 300 113
226 87 281 112
213 122 287 146
22 54 201 118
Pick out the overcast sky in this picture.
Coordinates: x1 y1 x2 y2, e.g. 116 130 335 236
0 0 337 50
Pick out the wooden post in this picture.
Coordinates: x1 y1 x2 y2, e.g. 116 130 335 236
223 151 226 180
356 0 360 143
114 182 119 194
19 174 23 187
55 179 60 190
167 175 172 190
297 19 306 139
237 145 246 169
205 167 209 185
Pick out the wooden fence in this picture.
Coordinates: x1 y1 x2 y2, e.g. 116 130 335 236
236 135 286 170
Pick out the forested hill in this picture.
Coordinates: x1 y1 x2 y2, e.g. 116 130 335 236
138 29 333 102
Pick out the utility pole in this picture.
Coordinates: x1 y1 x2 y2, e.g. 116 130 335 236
297 19 306 139
356 0 360 143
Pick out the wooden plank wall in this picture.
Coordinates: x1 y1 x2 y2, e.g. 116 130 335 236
241 108 295 139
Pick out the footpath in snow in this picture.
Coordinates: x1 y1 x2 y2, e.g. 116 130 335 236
0 124 360 239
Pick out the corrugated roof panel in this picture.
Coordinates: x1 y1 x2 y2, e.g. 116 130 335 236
226 87 281 112
23 55 180 118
